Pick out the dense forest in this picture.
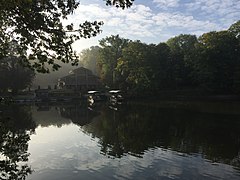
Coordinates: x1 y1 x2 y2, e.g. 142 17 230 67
80 21 240 96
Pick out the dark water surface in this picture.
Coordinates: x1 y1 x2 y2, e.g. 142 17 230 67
1 100 240 179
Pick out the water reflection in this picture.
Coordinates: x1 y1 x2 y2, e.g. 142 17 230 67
32 101 240 168
1 101 240 179
0 104 36 179
83 102 240 167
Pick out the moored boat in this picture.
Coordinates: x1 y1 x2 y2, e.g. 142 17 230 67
109 90 124 104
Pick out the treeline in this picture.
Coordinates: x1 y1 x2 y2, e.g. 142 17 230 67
0 56 35 94
80 21 240 96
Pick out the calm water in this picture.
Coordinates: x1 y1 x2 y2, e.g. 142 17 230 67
0 100 240 179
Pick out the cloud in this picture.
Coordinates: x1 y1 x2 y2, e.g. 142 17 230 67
67 4 158 51
153 0 180 9
65 1 238 52
152 12 220 32
185 0 240 19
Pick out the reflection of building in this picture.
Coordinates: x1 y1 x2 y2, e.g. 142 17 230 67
58 67 103 92
59 104 101 126
35 88 80 101
35 89 49 101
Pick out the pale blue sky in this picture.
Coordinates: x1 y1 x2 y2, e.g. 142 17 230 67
66 0 240 52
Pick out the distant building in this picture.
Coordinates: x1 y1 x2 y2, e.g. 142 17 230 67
58 67 103 92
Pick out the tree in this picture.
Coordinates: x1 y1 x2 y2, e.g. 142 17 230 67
116 40 151 93
228 20 240 40
98 35 129 87
105 0 135 8
166 34 198 88
145 43 172 91
0 0 134 73
0 56 35 94
0 104 36 180
195 31 240 92
228 21 240 92
79 46 100 76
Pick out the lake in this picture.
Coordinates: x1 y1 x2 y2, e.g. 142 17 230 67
0 100 240 179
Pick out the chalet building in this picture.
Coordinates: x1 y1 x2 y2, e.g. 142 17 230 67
58 67 103 92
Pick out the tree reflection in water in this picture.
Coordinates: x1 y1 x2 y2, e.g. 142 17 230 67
59 102 102 126
82 102 240 168
0 101 239 179
0 104 36 180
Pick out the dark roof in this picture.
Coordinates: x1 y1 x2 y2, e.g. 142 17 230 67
61 67 93 79
72 67 92 75
59 67 102 86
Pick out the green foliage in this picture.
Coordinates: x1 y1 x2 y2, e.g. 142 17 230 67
116 41 151 93
0 56 35 94
79 46 100 76
195 31 240 92
228 20 240 40
98 35 129 87
167 34 198 88
105 0 134 9
80 21 240 96
0 105 36 179
150 43 172 90
0 0 134 73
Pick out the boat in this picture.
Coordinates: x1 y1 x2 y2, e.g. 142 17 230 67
87 91 106 104
109 90 124 104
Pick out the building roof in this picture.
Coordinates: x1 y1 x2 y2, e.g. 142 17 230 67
59 67 102 86
61 67 93 79
72 67 92 75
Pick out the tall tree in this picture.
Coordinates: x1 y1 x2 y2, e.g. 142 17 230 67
79 46 100 76
166 34 198 88
0 56 35 94
228 20 240 40
150 43 172 91
98 35 129 87
0 0 134 73
195 31 240 92
228 21 240 92
116 40 151 93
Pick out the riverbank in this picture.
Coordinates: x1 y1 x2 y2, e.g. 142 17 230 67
126 94 240 115
125 88 240 102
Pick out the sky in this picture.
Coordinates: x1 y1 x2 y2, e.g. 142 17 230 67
65 0 240 53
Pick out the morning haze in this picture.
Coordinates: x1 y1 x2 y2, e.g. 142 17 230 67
0 0 240 180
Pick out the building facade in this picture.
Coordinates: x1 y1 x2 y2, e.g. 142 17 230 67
58 67 103 92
